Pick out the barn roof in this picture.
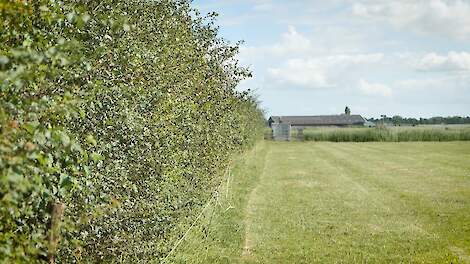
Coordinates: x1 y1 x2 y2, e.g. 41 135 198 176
269 115 365 126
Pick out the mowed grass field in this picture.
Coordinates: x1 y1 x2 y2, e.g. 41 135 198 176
172 141 470 263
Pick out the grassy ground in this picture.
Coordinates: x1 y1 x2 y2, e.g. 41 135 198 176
171 141 470 263
167 142 269 264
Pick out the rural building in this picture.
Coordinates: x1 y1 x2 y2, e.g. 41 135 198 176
268 115 366 128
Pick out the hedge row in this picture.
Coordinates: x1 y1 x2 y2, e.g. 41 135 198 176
0 0 264 263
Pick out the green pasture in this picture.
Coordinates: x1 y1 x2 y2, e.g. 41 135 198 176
173 141 470 263
298 125 470 142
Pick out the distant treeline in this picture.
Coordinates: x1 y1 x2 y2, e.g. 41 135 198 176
368 116 470 126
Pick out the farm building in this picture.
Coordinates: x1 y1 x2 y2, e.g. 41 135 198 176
268 115 366 128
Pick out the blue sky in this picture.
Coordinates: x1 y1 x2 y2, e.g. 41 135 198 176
193 0 470 118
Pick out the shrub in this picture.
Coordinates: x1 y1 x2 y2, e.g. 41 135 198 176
0 0 264 262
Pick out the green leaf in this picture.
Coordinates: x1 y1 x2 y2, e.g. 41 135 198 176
86 135 97 146
23 122 39 134
33 131 47 146
60 173 72 189
0 55 9 65
90 152 104 162
6 169 23 184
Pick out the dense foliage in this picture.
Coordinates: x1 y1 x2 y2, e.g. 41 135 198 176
0 0 264 262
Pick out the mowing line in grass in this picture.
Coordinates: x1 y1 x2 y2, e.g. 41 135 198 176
242 146 272 259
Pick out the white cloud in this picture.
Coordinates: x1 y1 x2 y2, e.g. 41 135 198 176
239 24 371 62
416 52 470 72
237 26 312 64
358 79 392 97
396 74 470 91
266 53 385 89
241 25 387 89
326 53 384 65
253 2 274 11
270 26 312 56
395 78 439 91
352 0 470 40
267 59 329 87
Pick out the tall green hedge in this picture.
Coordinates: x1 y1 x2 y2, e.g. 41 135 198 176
0 0 264 262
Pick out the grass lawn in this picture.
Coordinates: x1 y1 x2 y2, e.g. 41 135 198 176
171 141 470 263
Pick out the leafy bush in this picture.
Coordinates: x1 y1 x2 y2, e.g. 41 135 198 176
1 0 264 262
